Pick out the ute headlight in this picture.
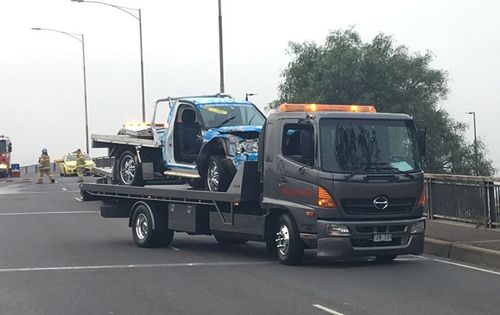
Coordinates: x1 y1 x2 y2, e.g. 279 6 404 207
326 223 350 236
236 140 259 154
410 221 425 234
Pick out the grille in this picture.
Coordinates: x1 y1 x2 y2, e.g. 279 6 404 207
341 197 416 215
351 237 402 248
356 225 407 234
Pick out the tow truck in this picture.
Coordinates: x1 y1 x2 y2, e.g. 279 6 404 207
0 135 12 178
81 103 427 265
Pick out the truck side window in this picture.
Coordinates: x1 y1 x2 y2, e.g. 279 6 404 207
282 124 314 165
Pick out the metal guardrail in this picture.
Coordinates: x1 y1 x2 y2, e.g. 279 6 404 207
424 174 500 228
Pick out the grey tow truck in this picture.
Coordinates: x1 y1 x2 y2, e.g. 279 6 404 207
81 103 427 265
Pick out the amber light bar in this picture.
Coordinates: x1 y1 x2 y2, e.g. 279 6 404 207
279 103 376 113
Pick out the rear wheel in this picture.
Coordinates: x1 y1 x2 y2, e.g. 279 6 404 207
131 204 174 248
118 151 143 186
205 156 235 192
275 214 304 265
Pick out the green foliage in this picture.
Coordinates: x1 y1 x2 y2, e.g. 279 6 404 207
272 28 495 176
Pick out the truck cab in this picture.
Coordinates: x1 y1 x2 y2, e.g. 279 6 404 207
0 136 12 178
259 104 426 263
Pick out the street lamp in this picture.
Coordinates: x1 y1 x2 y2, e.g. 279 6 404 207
72 0 146 122
218 0 225 94
466 111 478 175
245 93 256 101
31 27 90 154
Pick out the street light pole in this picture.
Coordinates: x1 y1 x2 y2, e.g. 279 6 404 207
72 0 146 122
466 111 478 175
218 0 225 93
31 28 90 154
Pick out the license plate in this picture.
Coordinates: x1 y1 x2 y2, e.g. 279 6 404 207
373 233 392 242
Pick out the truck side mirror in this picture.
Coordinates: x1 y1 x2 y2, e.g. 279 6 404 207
8 143 12 153
415 123 426 162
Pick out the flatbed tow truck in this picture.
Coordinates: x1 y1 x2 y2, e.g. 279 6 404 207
81 103 427 265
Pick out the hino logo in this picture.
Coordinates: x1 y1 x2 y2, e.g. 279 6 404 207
373 196 389 210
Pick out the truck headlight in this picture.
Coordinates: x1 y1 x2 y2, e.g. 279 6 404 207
0 163 7 169
410 221 425 234
326 223 350 236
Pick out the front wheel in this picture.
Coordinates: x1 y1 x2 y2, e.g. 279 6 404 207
275 214 304 265
117 151 143 186
131 204 174 248
205 156 235 192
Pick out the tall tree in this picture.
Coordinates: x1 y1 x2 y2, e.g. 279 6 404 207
272 28 495 176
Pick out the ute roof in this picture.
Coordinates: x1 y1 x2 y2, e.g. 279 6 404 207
181 97 254 107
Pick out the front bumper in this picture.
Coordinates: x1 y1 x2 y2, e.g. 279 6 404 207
306 218 425 259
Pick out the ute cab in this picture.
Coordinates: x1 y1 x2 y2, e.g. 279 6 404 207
260 104 426 260
0 136 12 178
156 95 266 191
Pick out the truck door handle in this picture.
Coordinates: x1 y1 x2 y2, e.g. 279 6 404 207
278 177 287 184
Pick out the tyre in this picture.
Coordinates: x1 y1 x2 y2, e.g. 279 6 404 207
131 204 174 248
205 155 235 192
214 234 248 245
117 151 143 186
275 214 304 265
376 255 397 262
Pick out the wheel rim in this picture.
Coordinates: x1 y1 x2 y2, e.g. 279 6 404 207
135 213 148 240
207 160 220 191
120 155 136 185
276 224 290 256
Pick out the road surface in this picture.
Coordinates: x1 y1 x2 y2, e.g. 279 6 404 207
0 176 499 315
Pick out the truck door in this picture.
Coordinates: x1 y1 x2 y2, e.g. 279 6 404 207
275 119 318 207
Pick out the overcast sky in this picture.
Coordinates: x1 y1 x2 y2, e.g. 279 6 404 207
1 0 499 171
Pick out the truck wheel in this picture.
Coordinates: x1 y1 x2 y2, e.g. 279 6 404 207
118 151 143 186
131 204 174 248
205 156 235 192
275 214 304 265
376 255 397 262
214 234 248 245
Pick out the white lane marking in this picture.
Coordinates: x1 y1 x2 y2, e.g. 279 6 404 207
0 190 79 195
0 261 272 273
0 211 98 216
408 254 428 260
62 187 67 191
75 197 82 202
312 304 345 315
431 258 500 276
170 246 181 251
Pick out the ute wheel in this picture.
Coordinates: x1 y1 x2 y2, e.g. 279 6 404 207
214 234 248 245
376 255 397 262
117 151 143 186
131 204 174 248
275 214 304 265
205 156 235 192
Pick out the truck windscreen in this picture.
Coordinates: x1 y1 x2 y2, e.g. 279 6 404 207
319 118 421 173
199 104 265 129
0 141 6 153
